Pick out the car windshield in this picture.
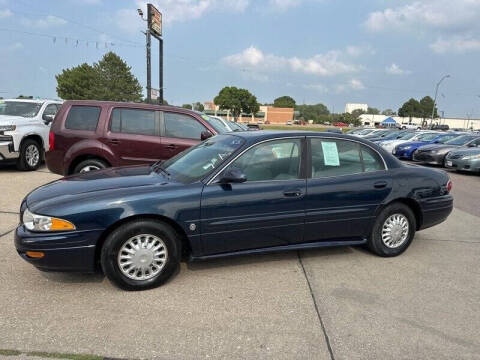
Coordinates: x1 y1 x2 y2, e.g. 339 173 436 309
158 135 244 183
0 101 42 118
205 116 229 134
383 131 405 140
228 121 243 131
236 122 248 130
417 133 439 141
444 135 479 145
399 132 417 140
437 134 461 143
358 129 374 135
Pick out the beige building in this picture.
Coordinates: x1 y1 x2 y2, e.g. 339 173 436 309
360 114 480 130
203 101 294 124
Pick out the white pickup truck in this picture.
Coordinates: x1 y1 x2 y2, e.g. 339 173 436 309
0 99 63 170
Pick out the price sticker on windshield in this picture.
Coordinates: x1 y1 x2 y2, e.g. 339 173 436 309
322 141 340 166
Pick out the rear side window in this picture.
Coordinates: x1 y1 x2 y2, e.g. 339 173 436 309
110 108 156 136
65 106 100 131
164 112 206 139
310 138 385 178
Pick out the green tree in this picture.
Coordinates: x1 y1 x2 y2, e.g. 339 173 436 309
419 96 437 119
273 96 296 108
182 104 192 109
214 86 259 121
56 52 142 102
367 107 380 115
398 98 422 120
193 102 204 112
295 103 329 123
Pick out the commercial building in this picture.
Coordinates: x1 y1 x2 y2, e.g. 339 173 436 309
360 114 480 130
203 101 294 124
345 103 368 114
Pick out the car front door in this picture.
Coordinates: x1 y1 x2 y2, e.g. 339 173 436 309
106 107 162 166
160 111 208 160
200 137 306 255
305 137 392 243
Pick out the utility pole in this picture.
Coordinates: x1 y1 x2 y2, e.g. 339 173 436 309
430 74 450 126
146 29 152 103
159 37 163 104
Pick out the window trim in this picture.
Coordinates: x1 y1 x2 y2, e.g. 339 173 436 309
307 136 388 180
108 107 160 136
162 111 208 140
64 105 101 132
206 136 307 185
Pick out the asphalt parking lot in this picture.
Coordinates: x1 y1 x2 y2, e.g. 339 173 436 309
0 163 479 360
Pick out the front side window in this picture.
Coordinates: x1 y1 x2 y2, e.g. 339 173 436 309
311 138 384 178
227 139 302 182
164 112 207 139
110 108 156 136
65 106 100 131
43 104 59 117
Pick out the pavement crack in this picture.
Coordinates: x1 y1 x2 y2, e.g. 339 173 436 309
0 228 14 238
297 251 335 360
0 210 20 215
420 237 480 244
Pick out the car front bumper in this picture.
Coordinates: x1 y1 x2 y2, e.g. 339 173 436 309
14 225 103 272
0 141 19 161
412 151 445 165
444 158 480 173
393 148 414 159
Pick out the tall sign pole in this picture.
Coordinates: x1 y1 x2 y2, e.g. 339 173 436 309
146 29 152 103
147 3 163 104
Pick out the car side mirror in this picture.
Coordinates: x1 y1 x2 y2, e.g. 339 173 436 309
201 130 213 141
42 114 55 124
219 167 247 184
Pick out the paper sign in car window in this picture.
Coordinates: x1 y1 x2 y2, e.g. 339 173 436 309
321 141 340 166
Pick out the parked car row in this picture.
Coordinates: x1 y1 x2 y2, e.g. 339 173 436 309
350 128 480 174
0 99 256 174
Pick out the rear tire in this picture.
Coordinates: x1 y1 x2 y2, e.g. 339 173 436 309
101 220 181 291
368 203 416 257
73 158 108 174
16 139 42 171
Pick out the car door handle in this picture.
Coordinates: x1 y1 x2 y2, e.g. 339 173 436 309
108 139 120 145
283 189 303 197
374 181 388 189
166 144 178 149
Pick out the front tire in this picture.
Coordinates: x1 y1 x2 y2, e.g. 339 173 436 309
101 220 181 291
73 158 108 174
16 139 42 171
368 203 416 257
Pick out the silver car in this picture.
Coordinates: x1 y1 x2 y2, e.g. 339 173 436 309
444 148 480 173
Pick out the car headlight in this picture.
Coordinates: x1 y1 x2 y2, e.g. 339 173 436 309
0 125 16 131
22 208 75 232
402 146 412 150
462 154 480 160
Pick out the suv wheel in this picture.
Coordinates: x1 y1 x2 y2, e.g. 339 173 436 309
74 159 108 174
101 220 181 291
16 139 42 171
368 203 416 257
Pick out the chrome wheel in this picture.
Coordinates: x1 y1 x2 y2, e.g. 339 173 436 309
117 234 168 281
25 144 40 167
80 165 100 173
381 213 409 248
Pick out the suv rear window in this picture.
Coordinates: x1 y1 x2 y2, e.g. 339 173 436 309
65 106 101 131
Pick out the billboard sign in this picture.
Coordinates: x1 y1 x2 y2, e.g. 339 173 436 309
148 3 162 37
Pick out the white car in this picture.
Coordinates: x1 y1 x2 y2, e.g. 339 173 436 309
0 98 63 170
379 131 439 153
401 123 422 130
352 128 376 137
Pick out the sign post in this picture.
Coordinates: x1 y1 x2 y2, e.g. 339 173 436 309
147 3 163 104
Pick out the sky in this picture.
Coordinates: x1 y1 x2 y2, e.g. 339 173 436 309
1 0 480 118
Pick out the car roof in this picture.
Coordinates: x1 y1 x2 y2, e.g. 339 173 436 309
2 98 61 104
62 100 200 115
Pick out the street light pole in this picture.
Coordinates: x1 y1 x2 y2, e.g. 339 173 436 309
430 74 450 126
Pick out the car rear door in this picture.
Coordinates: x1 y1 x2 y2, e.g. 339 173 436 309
159 111 209 160
105 107 162 166
200 137 306 255
305 137 392 243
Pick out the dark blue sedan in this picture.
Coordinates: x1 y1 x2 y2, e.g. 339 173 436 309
15 131 453 290
393 132 462 160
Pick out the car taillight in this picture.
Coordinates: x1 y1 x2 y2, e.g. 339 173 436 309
49 131 55 151
447 179 452 193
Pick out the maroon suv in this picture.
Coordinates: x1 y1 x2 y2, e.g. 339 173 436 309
46 100 217 175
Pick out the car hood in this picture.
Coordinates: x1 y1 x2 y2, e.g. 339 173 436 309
0 115 28 125
418 144 460 152
26 165 175 213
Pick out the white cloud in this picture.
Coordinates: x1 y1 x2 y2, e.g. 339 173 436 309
345 45 375 57
303 83 329 93
0 8 12 18
430 36 480 53
21 15 67 28
223 46 360 76
386 63 410 75
365 0 480 33
335 79 365 93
